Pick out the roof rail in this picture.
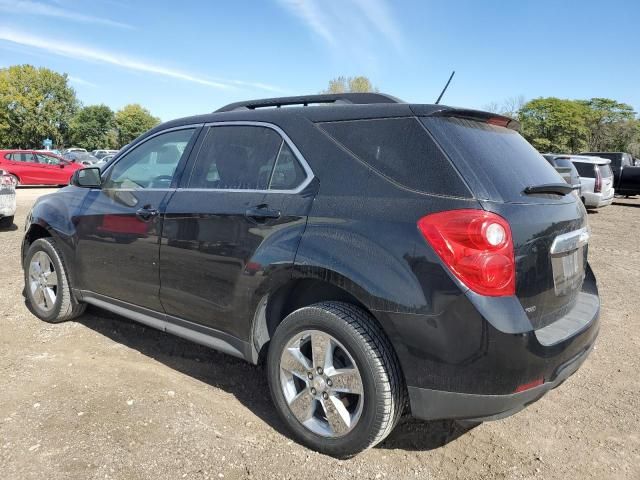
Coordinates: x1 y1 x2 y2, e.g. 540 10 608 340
215 93 403 113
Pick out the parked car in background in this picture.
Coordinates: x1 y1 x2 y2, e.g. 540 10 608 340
0 150 83 186
22 93 600 457
95 153 116 167
62 147 87 155
0 169 17 227
580 152 640 196
542 154 582 193
63 151 100 166
91 149 119 160
571 156 615 208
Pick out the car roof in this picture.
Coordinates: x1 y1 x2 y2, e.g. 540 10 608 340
141 93 518 138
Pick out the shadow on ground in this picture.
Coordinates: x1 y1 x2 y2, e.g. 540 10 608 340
74 305 472 453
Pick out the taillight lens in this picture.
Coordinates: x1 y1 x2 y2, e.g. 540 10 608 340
417 209 515 296
594 167 602 193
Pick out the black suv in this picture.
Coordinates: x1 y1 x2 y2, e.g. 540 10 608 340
22 94 600 457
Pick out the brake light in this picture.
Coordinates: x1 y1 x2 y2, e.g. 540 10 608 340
594 166 602 193
417 209 515 296
486 117 510 127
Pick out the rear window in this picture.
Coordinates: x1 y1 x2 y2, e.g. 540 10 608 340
421 117 563 203
318 118 470 197
573 162 596 177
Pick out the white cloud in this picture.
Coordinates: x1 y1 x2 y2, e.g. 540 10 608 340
0 28 284 93
67 75 97 87
277 0 404 54
0 0 133 29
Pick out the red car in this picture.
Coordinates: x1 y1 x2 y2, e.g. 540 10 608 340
0 150 84 186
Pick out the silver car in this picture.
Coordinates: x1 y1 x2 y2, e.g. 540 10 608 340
0 169 17 228
571 156 615 208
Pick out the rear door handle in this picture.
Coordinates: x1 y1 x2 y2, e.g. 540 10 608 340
245 204 281 222
136 205 159 221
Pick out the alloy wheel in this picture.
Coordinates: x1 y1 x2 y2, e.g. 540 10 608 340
279 329 364 438
28 251 58 312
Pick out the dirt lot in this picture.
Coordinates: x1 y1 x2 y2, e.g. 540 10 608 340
1 188 639 480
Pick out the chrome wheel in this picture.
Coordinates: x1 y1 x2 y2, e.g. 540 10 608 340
28 251 58 312
279 329 364 438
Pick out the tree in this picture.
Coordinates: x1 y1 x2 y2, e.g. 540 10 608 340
323 76 377 94
578 98 636 151
484 95 526 119
69 104 116 150
115 104 160 146
518 97 591 153
0 65 78 148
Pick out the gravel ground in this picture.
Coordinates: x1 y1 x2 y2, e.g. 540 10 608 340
1 188 639 480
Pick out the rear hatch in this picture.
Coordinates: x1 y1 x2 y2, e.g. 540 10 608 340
421 113 588 329
598 164 614 195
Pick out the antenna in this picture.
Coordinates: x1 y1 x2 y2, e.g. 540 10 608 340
435 70 455 105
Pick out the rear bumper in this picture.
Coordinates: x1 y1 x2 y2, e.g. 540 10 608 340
583 190 614 208
408 339 594 421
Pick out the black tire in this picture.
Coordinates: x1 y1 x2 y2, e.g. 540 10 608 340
0 215 14 228
23 237 86 323
267 301 406 457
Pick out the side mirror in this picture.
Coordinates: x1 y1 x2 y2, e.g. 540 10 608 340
59 163 65 168
72 167 102 188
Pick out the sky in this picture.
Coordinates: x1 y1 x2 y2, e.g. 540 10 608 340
0 0 639 121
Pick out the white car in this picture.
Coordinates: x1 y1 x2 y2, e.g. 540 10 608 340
0 169 17 228
571 156 615 208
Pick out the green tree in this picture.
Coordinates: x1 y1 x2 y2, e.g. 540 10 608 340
69 104 115 150
323 76 378 94
0 65 78 148
578 98 636 151
115 104 160 146
518 97 591 153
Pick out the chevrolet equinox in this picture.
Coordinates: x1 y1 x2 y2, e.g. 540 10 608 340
22 93 600 457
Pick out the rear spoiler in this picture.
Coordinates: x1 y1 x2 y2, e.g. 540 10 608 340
412 106 520 131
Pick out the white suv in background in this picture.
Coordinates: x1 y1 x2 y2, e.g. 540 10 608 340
571 156 615 208
0 169 17 228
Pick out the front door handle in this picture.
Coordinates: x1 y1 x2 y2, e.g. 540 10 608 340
136 205 159 221
245 204 281 223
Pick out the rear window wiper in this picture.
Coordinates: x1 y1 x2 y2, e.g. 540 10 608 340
523 183 576 195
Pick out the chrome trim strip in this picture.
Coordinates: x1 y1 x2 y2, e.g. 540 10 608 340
550 227 590 255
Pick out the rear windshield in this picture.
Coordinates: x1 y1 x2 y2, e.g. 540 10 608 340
421 117 564 203
318 118 470 197
573 162 596 177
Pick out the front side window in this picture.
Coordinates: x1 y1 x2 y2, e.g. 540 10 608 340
104 129 194 189
189 125 283 190
36 154 60 165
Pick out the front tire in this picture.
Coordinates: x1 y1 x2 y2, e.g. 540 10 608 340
24 238 86 323
267 302 405 457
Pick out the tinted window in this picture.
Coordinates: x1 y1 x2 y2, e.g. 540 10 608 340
9 153 34 162
422 117 563 203
573 162 596 177
553 158 573 169
319 118 470 197
104 128 194 189
189 126 282 190
269 142 307 190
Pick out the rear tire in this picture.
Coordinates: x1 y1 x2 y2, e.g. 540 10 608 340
24 238 86 323
0 215 13 228
267 301 406 457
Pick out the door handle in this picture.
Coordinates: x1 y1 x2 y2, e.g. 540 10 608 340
136 205 159 221
245 204 281 223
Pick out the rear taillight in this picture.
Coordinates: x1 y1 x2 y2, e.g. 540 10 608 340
417 209 515 297
594 166 602 193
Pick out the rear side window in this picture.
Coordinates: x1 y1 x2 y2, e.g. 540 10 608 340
598 165 613 178
422 117 562 203
573 162 596 178
8 153 33 162
318 118 470 197
269 142 307 190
